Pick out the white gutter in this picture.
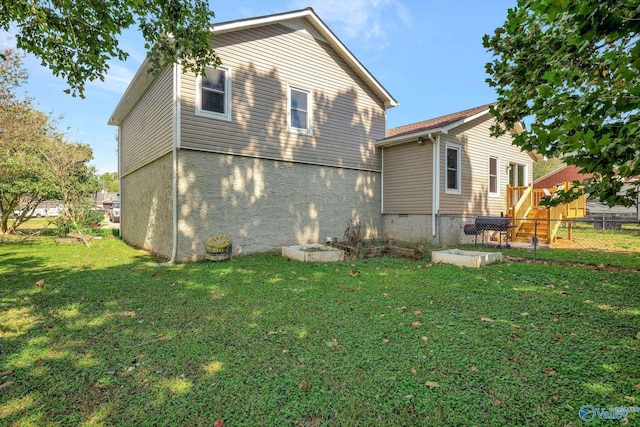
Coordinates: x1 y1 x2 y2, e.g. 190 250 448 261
428 134 440 237
376 129 448 148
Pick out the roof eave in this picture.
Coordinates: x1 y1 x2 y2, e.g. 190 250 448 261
376 129 445 148
108 58 154 126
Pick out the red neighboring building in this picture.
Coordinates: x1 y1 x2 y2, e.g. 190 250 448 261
534 165 593 189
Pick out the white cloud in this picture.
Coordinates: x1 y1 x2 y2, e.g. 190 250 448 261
290 0 411 50
89 63 137 95
0 31 17 49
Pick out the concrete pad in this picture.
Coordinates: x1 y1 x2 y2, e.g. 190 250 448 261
282 244 344 262
432 249 502 268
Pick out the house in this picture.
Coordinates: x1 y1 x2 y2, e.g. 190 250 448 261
376 104 536 244
108 8 397 261
534 164 592 190
535 165 639 220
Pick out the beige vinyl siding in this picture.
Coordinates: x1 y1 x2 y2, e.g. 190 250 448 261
382 142 433 214
180 23 385 171
120 67 174 177
438 115 534 216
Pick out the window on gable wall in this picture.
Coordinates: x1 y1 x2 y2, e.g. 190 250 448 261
288 86 312 134
446 145 461 194
196 66 231 121
489 156 499 196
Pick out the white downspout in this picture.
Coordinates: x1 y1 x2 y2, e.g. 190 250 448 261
428 134 440 237
157 63 180 265
170 63 181 263
381 147 384 215
117 126 122 232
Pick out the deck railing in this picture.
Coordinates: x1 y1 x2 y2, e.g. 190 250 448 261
507 182 587 244
507 184 533 239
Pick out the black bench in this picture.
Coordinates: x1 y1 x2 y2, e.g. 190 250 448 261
464 216 513 248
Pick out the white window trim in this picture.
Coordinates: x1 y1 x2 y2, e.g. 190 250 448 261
488 155 500 197
195 65 232 121
445 143 461 195
287 84 313 135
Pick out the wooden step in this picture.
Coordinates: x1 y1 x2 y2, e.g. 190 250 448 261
516 231 548 239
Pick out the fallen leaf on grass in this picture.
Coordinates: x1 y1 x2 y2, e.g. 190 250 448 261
633 384 640 389
512 357 521 363
348 270 360 277
413 311 422 316
383 293 389 297
480 317 495 323
123 311 136 318
557 291 569 296
382 339 390 343
542 368 556 375
405 394 414 399
421 336 428 341
410 367 417 375
425 381 440 389
331 338 339 347
397 306 407 312
35 279 44 287
552 396 559 402
0 381 14 390
298 382 311 390
214 419 224 427
411 321 422 328
470 366 478 372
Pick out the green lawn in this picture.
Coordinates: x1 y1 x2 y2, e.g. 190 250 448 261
1 238 639 426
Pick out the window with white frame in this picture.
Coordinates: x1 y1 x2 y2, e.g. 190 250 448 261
196 65 231 121
445 144 461 194
489 156 499 196
288 86 312 134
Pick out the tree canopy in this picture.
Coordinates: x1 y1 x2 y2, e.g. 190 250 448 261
0 0 221 97
484 0 640 207
100 172 119 193
0 49 98 234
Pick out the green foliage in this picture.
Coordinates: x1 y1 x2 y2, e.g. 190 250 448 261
0 48 99 234
0 0 221 97
100 171 119 193
533 156 564 180
484 0 640 207
1 243 639 425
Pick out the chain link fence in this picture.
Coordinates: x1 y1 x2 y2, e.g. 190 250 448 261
438 214 640 261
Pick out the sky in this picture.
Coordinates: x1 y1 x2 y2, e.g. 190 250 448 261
1 0 516 174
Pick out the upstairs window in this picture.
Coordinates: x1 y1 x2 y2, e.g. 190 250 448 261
288 86 312 134
445 144 461 194
196 66 231 121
